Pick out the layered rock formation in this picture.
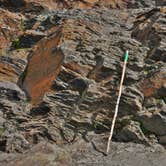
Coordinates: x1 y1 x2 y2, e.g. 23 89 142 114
0 0 165 165
0 0 159 13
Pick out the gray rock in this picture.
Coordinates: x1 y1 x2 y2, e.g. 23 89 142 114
70 134 166 166
156 0 166 6
115 120 149 144
118 86 144 116
0 6 166 164
137 112 166 136
5 142 72 166
5 133 30 153
159 135 166 144
0 81 25 101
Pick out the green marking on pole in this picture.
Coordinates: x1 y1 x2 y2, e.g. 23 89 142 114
124 50 129 62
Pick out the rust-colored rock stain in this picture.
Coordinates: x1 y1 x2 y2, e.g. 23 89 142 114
63 62 90 77
139 70 166 97
0 63 18 83
23 27 65 105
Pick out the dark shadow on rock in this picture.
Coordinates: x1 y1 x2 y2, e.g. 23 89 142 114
11 34 45 50
0 140 7 152
30 105 50 116
0 0 45 14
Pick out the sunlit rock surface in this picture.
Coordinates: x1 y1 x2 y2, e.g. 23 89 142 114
0 1 165 166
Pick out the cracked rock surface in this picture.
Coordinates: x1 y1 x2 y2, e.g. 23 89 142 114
0 1 166 165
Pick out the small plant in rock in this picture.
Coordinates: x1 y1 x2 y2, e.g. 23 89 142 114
140 123 151 136
0 128 4 136
132 118 151 136
93 120 109 131
143 70 148 75
24 98 31 103
20 18 27 32
12 38 21 49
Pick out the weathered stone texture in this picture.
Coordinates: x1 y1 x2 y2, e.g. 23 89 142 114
0 1 166 165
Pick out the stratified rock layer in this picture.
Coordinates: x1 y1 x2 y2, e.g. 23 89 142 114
0 1 166 166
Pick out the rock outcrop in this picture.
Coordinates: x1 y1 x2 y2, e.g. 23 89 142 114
0 1 166 165
0 0 157 11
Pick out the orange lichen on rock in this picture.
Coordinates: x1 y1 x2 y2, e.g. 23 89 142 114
23 27 65 105
63 62 90 77
0 62 18 83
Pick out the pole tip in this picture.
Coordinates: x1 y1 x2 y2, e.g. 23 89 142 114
125 50 129 61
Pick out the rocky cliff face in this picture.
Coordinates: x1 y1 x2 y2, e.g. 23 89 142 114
0 1 166 165
0 0 158 11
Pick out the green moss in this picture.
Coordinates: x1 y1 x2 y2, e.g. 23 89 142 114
156 99 161 104
117 118 130 127
92 120 109 130
20 19 27 32
155 97 166 105
24 98 31 103
132 118 151 136
140 123 151 135
143 70 148 75
0 128 4 136
12 38 21 49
